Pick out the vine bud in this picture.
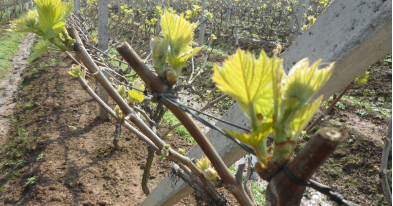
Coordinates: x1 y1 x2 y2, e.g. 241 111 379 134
161 144 170 157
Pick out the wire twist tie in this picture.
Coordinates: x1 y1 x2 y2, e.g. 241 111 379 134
92 67 101 76
283 164 346 205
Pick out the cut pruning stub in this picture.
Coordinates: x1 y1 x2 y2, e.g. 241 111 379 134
213 48 334 179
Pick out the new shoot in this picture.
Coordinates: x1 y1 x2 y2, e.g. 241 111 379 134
213 49 334 179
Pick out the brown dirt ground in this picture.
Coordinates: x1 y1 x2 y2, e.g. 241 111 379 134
296 63 392 205
0 32 390 206
0 50 205 205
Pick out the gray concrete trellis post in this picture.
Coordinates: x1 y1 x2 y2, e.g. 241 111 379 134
98 0 110 121
198 0 207 47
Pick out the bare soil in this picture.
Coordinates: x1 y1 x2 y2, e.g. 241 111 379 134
0 32 390 206
0 48 196 205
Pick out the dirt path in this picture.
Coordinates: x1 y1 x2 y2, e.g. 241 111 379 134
0 33 36 136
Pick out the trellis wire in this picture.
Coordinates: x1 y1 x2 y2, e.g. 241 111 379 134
150 92 359 206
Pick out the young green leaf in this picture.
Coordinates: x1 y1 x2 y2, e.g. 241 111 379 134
7 0 74 61
354 72 369 85
161 144 170 157
224 122 272 148
114 105 125 120
166 46 201 83
213 49 280 119
197 156 211 171
117 85 126 99
150 37 169 75
35 0 73 39
69 64 81 77
128 80 145 106
225 122 272 165
6 10 39 33
160 9 198 57
197 156 218 184
156 9 201 84
286 96 323 141
284 59 334 109
28 40 50 62
213 47 335 171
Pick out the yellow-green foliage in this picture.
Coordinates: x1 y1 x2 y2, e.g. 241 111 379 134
354 72 369 85
117 85 126 99
128 79 145 106
6 0 74 61
151 9 201 84
114 105 125 120
302 16 316 30
161 144 170 157
69 64 80 77
197 156 218 184
213 48 334 167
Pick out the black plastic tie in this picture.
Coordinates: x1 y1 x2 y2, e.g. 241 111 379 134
283 164 356 206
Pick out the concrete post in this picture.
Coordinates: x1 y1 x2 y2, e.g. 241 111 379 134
139 104 249 206
294 0 309 39
226 0 232 30
98 0 110 121
198 0 207 47
6 0 10 21
13 1 17 16
74 0 80 14
288 2 298 44
139 0 392 205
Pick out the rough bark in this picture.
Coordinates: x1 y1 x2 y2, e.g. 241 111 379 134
266 127 348 205
379 119 392 206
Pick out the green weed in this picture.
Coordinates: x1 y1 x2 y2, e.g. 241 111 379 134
49 58 61 66
16 159 25 166
335 102 345 110
36 154 44 161
9 115 15 122
356 109 368 116
9 171 20 180
364 105 373 111
4 160 15 166
25 176 38 185
162 110 196 145
382 54 391 66
17 128 26 137
329 121 341 126
23 68 37 77
229 165 237 175
252 181 266 206
192 41 229 57
67 125 76 130
341 95 360 104
342 95 391 117
0 27 27 81
23 100 34 109
205 62 214 68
